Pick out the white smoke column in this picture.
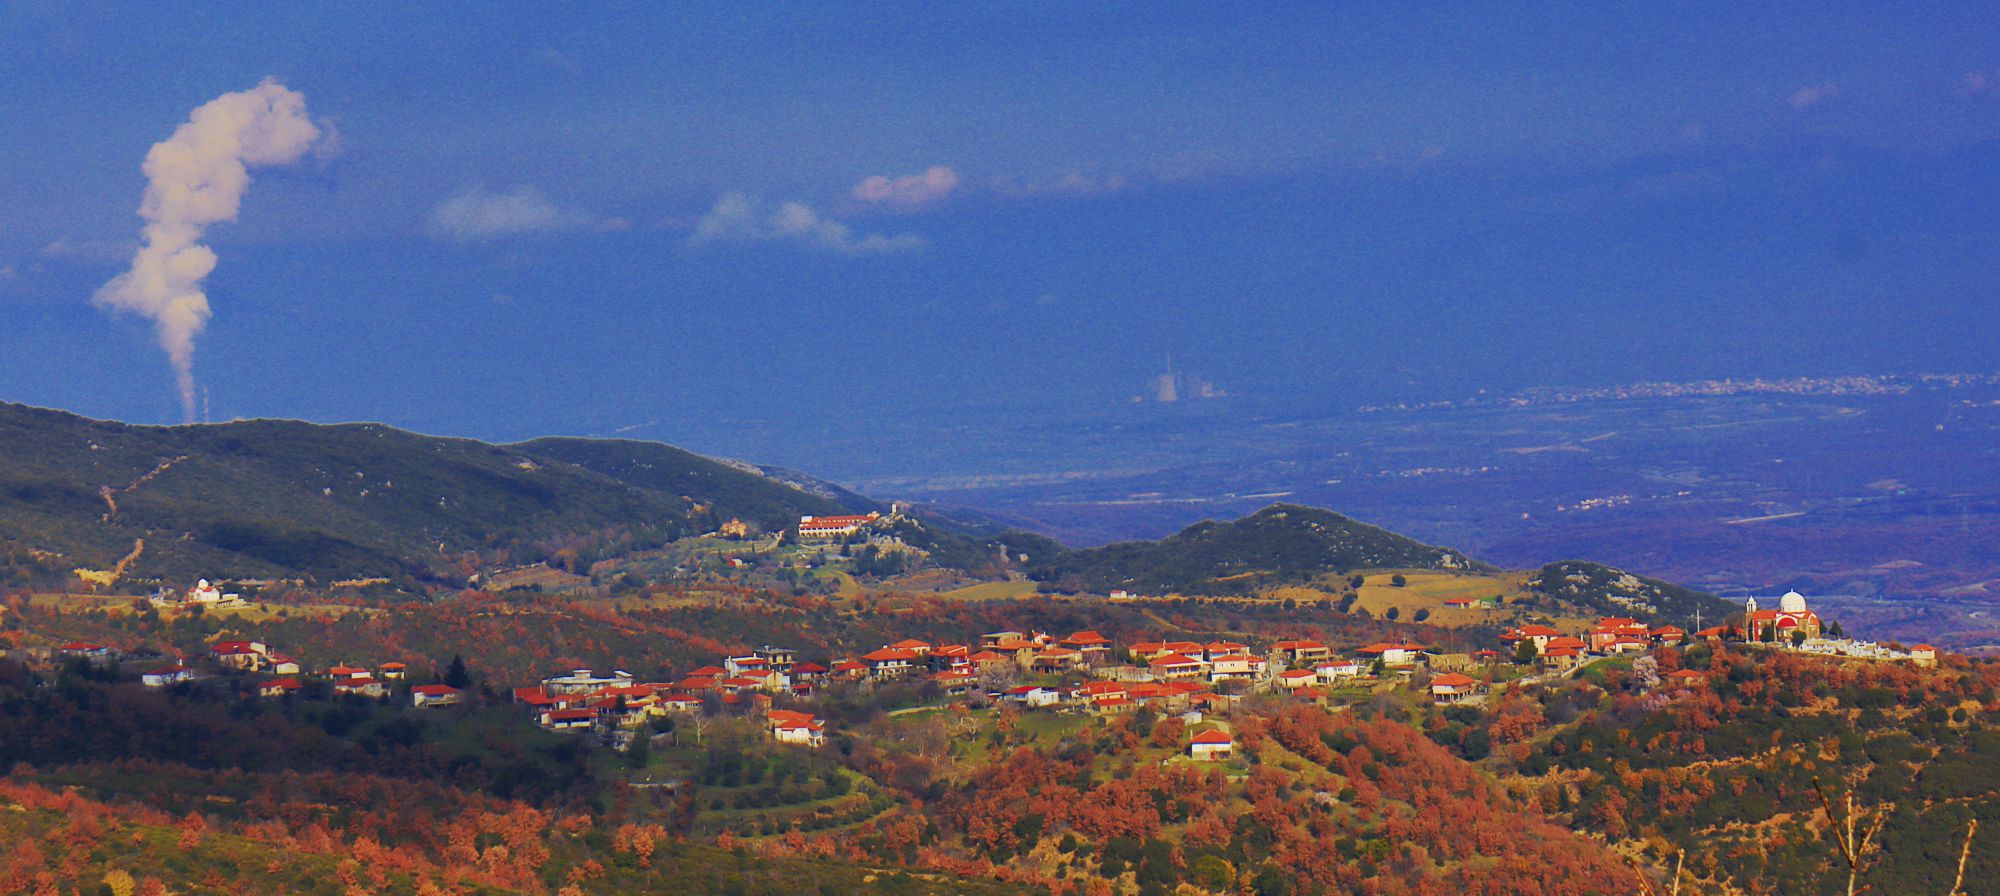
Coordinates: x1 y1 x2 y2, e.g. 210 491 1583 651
94 78 322 422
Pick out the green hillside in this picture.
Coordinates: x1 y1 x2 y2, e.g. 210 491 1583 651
1028 503 1491 595
1527 559 1740 628
510 436 875 530
0 403 862 588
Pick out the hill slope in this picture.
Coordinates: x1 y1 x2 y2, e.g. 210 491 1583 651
1028 503 1490 595
0 403 861 587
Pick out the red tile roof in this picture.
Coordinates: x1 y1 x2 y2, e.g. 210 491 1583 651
1190 729 1234 745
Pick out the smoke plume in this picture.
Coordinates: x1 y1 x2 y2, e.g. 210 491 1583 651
94 79 322 422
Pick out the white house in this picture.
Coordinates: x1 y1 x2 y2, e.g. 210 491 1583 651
410 684 463 708
1189 729 1234 761
1315 659 1362 682
141 664 193 687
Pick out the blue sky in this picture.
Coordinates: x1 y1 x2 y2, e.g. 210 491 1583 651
3 3 1999 470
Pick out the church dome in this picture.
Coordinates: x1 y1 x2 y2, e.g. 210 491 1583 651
1779 590 1808 614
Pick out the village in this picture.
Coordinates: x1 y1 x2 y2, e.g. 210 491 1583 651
41 562 1942 770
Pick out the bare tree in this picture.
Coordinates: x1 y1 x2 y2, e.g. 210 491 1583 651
1948 819 1978 896
1813 778 1891 896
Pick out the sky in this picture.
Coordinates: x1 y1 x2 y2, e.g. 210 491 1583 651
3 3 2000 475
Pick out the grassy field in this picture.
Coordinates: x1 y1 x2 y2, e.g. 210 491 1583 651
29 592 372 622
937 580 1040 601
1346 571 1530 626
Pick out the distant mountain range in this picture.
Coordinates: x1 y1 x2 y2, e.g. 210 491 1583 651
0 401 1737 628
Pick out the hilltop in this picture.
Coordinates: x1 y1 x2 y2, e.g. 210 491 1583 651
1028 504 1489 596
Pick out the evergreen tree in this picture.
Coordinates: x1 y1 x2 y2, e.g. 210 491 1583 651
443 654 470 689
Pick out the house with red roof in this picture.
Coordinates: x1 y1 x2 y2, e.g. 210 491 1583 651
830 659 869 680
410 683 463 708
1032 647 1085 673
796 512 882 540
1148 653 1207 681
1315 659 1363 682
1276 669 1319 689
792 661 828 682
1271 640 1332 664
259 677 302 697
1539 646 1584 671
1909 644 1938 667
209 640 269 670
860 647 919 679
765 709 827 745
1189 728 1234 761
1503 624 1563 649
932 669 979 694
1429 672 1479 703
1059 631 1114 657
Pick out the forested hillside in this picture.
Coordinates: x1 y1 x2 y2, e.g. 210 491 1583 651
1029 505 1488 596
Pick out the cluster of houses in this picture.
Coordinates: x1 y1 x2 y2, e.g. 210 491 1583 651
504 629 1477 760
1500 591 1942 670
56 638 463 708
1498 617 1683 670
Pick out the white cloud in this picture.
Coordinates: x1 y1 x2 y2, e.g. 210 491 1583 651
1789 83 1840 110
992 172 1132 198
40 238 135 263
692 192 925 255
851 165 960 207
427 185 593 240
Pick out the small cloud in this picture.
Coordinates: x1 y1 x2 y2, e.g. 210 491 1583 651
1789 83 1840 110
309 117 344 167
692 192 925 255
1680 122 1706 142
1418 145 1446 162
39 238 134 263
1961 68 2000 95
538 48 584 75
427 185 593 240
1034 292 1059 306
992 172 1132 198
852 165 960 208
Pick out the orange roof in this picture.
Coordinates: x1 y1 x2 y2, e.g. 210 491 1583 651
1273 640 1327 651
1431 673 1477 687
891 639 933 650
263 677 301 690
412 684 460 696
861 648 919 663
1190 730 1234 745
1912 644 1937 652
1148 653 1203 667
1063 630 1112 645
